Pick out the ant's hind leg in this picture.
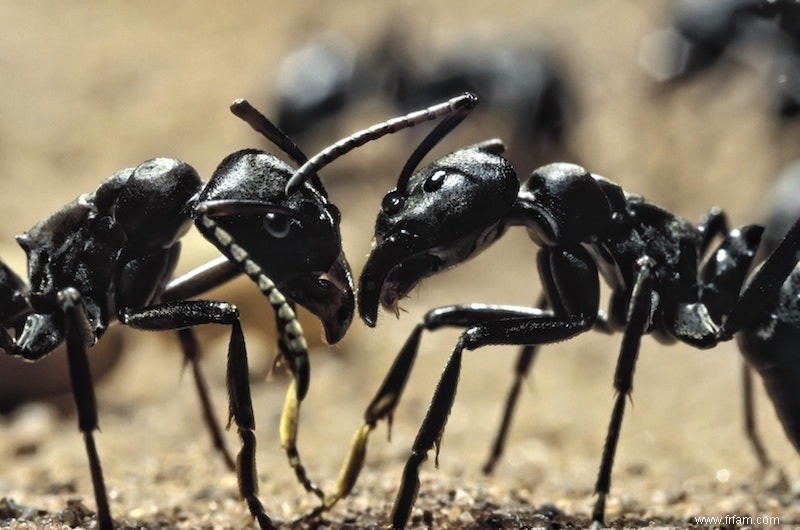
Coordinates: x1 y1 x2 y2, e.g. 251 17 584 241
0 260 31 329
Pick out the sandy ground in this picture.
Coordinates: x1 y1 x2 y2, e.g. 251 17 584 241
2 1 800 529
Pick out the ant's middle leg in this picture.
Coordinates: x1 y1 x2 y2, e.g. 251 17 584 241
61 289 113 530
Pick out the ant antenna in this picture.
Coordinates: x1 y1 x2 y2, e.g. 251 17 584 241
285 92 479 196
230 99 309 165
395 99 477 192
231 98 326 196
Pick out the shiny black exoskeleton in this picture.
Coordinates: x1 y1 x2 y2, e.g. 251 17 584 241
0 99 359 530
737 160 800 468
337 95 800 529
0 93 480 530
642 0 800 117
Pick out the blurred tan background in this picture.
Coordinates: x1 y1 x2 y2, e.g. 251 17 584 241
2 1 800 528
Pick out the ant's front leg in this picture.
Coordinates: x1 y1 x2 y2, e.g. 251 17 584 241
125 248 238 472
319 303 557 516
698 220 782 473
388 245 600 530
390 309 594 529
120 300 276 530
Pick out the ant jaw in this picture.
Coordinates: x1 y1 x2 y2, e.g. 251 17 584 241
358 231 442 327
283 251 354 344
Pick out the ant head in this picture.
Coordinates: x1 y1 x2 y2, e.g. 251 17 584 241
358 139 518 327
194 101 354 343
200 149 344 276
196 150 352 343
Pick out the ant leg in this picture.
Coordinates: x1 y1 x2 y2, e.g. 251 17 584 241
483 293 548 475
483 304 616 476
591 257 654 529
390 312 593 530
742 362 772 468
59 288 113 530
125 252 240 471
166 256 319 489
313 322 424 518
741 359 790 488
483 342 538 475
695 222 779 469
176 328 236 470
165 253 322 495
0 259 32 328
0 305 112 530
161 256 241 303
121 300 276 530
484 245 608 478
315 304 555 518
192 209 322 500
380 246 599 529
301 304 555 519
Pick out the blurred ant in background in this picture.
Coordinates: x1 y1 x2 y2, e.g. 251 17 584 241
272 30 576 167
640 0 800 118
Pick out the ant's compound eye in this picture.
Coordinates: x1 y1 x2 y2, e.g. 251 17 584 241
263 212 291 238
381 190 406 216
423 170 446 192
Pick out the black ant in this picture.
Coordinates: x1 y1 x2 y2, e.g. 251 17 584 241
0 95 474 529
641 0 800 117
291 92 800 529
273 33 572 164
